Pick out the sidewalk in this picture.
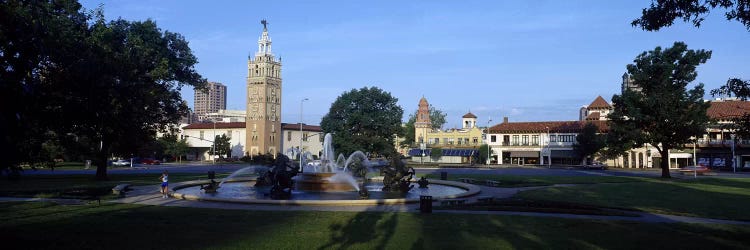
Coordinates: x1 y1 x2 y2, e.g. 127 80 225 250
101 184 750 225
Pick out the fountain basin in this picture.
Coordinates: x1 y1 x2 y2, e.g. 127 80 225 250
294 172 357 192
171 177 480 206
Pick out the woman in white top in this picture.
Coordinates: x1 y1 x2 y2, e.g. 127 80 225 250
160 170 169 198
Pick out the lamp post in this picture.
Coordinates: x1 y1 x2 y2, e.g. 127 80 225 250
731 134 736 173
487 118 492 165
692 136 697 179
212 120 216 164
300 98 308 172
546 126 550 168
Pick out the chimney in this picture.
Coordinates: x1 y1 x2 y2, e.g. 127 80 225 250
503 117 508 124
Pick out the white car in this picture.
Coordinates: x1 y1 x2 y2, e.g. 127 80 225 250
112 159 131 167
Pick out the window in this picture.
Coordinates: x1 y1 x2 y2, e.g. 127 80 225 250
522 135 529 145
227 130 232 138
448 138 455 145
287 131 292 141
199 131 204 140
303 132 309 142
550 135 557 142
319 133 325 142
435 138 440 144
457 138 462 145
532 135 539 145
473 137 478 144
512 135 519 145
491 135 497 143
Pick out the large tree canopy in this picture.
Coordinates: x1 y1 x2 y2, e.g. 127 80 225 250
321 87 404 157
400 106 448 147
608 42 711 178
0 1 205 179
633 0 750 31
574 123 605 164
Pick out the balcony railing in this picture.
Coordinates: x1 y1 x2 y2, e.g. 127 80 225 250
500 142 540 147
693 138 750 146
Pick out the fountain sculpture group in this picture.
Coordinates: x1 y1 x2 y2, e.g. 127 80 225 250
211 133 426 200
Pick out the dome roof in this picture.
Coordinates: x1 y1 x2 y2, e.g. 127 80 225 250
462 112 477 118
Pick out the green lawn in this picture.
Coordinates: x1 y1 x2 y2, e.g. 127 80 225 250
421 173 646 187
1 202 748 249
518 177 750 221
0 173 229 199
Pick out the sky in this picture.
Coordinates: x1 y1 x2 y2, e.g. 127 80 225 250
79 0 749 129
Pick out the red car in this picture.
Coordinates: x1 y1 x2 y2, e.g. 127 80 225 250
141 158 161 165
679 165 710 175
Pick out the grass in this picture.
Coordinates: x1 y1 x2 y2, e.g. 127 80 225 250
436 198 639 217
421 173 646 187
1 202 749 249
517 177 750 221
0 173 229 199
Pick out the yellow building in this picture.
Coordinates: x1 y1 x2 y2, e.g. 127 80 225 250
410 97 485 164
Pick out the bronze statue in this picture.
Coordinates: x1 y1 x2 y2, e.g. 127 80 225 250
261 19 268 30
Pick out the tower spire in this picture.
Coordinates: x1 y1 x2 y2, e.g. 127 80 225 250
257 19 273 56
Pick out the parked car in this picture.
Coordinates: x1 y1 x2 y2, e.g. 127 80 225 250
584 161 608 170
679 165 710 175
141 158 161 165
112 159 131 167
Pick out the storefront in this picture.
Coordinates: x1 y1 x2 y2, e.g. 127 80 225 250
509 151 539 165
551 150 579 165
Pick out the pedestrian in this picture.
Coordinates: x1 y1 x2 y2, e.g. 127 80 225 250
160 170 169 198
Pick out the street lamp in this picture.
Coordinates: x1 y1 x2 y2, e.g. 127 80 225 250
546 126 550 168
731 134 736 173
691 136 697 179
486 118 492 165
300 98 308 172
212 120 216 164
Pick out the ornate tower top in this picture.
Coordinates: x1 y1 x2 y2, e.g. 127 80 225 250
256 19 273 57
416 97 431 126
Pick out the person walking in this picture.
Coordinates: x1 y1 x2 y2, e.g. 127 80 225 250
160 170 169 198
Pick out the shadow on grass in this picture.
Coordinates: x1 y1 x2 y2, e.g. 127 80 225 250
517 177 750 221
317 208 400 250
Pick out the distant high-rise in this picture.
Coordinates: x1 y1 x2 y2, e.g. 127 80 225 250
194 81 227 120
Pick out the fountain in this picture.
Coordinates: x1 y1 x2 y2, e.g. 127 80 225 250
294 133 366 192
171 133 480 204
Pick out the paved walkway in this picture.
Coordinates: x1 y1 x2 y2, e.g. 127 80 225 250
108 184 750 225
2 183 748 226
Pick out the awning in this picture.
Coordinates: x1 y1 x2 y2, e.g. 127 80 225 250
551 150 579 158
510 151 539 158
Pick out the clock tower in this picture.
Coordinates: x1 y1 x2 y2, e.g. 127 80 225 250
246 20 282 157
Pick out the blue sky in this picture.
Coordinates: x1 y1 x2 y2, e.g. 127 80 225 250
80 0 749 128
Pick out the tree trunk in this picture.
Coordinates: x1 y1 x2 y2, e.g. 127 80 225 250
659 148 671 178
95 139 111 180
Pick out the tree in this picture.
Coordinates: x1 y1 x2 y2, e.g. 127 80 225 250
477 144 490 164
0 2 206 179
321 87 404 157
430 147 443 161
632 0 750 32
209 134 231 158
0 0 90 173
573 123 605 165
608 42 711 178
159 134 191 162
399 106 448 147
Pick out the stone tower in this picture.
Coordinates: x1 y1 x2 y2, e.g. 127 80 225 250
246 20 282 156
415 97 431 144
